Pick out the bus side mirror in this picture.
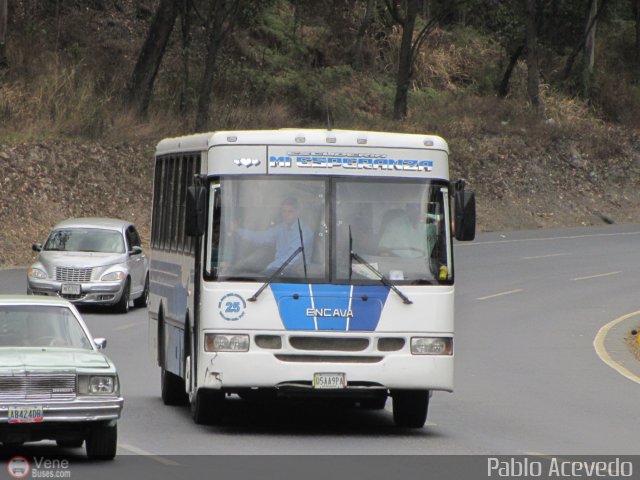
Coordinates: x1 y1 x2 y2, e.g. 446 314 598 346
186 185 207 237
453 180 476 241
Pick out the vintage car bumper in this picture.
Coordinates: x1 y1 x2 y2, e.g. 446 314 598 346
0 396 124 424
27 278 125 305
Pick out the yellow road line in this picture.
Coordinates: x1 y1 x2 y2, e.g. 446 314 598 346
119 443 181 466
476 289 523 301
593 310 640 385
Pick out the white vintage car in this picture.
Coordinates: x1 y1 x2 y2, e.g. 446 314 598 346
0 296 124 459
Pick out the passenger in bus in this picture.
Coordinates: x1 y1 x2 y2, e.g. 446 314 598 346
378 203 436 258
233 197 314 275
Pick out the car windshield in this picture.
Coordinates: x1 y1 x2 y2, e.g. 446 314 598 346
0 305 93 349
44 228 125 253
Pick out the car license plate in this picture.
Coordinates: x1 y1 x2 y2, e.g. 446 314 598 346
61 283 81 295
313 372 346 389
8 406 44 423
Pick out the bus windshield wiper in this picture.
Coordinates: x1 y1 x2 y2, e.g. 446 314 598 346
349 226 412 305
248 218 307 302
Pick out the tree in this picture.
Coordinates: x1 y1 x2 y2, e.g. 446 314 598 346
525 0 540 107
386 0 441 120
353 0 377 70
634 0 640 65
126 0 179 116
0 0 7 68
194 0 241 132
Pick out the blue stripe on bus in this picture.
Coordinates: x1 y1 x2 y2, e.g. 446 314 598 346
269 283 389 332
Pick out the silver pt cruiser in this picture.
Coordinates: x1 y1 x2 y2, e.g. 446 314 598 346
27 218 149 313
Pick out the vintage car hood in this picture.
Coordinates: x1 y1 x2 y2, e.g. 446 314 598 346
0 348 111 370
38 251 127 269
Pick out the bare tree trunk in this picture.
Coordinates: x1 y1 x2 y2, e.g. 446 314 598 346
525 0 540 108
195 1 231 132
498 43 524 98
178 0 192 114
635 0 640 65
584 0 597 73
126 0 179 116
392 0 419 121
0 0 8 68
353 0 376 70
562 0 606 81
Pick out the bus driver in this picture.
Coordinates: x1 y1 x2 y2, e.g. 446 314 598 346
232 197 314 276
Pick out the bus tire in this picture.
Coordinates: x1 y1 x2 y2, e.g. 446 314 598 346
392 390 429 428
161 368 188 406
191 389 225 425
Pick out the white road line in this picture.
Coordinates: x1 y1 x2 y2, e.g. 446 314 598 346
572 271 621 281
119 443 181 466
459 230 640 247
520 253 569 260
593 310 640 386
113 322 141 331
476 289 523 301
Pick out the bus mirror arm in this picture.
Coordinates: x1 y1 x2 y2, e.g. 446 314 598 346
186 185 207 237
453 179 476 242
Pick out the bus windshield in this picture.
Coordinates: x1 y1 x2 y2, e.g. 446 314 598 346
205 176 451 285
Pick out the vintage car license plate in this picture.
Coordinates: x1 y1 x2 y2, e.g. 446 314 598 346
61 283 81 295
313 372 346 389
8 406 44 423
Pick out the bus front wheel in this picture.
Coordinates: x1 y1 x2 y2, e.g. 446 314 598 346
191 388 225 425
391 390 430 428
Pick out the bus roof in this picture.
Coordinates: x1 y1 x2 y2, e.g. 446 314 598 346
155 129 448 156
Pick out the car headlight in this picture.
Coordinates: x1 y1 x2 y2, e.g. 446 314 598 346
101 271 126 282
410 337 453 355
78 375 119 395
27 268 47 279
205 334 249 352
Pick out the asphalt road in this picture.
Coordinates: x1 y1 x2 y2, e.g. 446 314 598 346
2 225 640 475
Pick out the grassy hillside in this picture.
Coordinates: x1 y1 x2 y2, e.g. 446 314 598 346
1 0 639 268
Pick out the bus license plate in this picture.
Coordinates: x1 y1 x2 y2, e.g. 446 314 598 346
313 372 346 389
61 283 81 295
8 406 44 423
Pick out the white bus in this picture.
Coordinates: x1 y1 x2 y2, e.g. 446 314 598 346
148 129 475 428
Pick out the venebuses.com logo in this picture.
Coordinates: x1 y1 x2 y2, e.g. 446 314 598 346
7 456 71 479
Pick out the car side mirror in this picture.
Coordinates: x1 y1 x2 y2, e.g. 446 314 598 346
130 246 143 255
94 338 107 350
32 243 43 252
453 179 476 242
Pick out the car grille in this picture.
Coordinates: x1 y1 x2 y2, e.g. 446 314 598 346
56 267 93 283
0 372 77 401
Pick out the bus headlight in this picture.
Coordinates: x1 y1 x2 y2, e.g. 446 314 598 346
205 334 250 352
410 337 453 355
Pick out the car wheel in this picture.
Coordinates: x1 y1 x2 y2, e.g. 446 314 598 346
56 439 84 448
392 390 430 428
85 423 117 460
133 274 149 308
161 368 188 406
114 278 130 314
